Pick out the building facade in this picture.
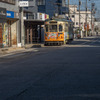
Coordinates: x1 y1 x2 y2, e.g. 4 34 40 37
21 0 68 45
37 0 68 18
19 0 47 45
67 5 94 36
0 0 19 48
0 0 69 47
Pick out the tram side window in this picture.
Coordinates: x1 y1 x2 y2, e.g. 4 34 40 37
50 25 57 32
65 24 68 32
45 25 48 32
59 24 63 32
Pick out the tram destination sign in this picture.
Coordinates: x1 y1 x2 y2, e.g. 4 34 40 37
19 1 29 7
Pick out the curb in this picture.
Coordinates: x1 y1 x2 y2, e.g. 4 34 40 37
0 48 39 58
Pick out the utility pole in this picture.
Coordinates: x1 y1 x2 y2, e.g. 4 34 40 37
91 3 95 36
91 3 93 36
79 0 81 37
21 7 25 47
74 5 76 27
86 0 88 37
68 0 70 18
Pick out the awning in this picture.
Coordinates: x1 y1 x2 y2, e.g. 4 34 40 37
24 19 44 25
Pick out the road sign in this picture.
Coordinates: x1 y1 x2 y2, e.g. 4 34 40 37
19 1 29 7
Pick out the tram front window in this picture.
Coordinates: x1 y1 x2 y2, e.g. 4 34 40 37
59 24 63 32
50 25 57 32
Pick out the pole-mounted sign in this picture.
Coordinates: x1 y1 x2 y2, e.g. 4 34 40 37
19 1 29 47
19 1 29 7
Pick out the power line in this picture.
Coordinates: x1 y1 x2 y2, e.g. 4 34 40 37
69 6 91 23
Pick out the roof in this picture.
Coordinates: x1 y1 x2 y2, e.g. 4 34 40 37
45 18 73 23
24 19 44 25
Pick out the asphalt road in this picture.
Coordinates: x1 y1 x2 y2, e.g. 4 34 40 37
0 36 100 100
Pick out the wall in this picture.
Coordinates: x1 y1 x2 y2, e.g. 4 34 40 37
38 0 68 18
0 1 19 47
11 21 17 46
0 1 19 12
68 5 92 30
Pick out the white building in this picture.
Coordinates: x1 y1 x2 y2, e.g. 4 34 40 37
67 5 94 36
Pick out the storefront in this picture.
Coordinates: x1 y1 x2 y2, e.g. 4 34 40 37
0 7 6 48
24 13 49 44
5 10 19 47
24 20 44 44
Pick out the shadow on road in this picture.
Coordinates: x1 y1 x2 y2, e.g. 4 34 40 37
70 36 100 47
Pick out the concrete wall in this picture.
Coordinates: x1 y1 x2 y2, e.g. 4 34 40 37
11 21 17 46
0 1 19 12
27 0 38 19
0 1 19 47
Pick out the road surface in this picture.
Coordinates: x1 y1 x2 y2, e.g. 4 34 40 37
0 36 100 100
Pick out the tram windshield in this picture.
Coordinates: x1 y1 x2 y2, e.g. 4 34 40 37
50 25 57 32
59 24 63 32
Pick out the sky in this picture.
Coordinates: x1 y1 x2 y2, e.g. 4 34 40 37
66 0 100 18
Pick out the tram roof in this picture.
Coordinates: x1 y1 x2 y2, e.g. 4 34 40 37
45 18 73 23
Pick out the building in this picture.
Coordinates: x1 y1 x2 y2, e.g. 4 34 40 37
94 18 100 34
0 0 19 48
67 5 94 37
0 0 69 48
18 0 49 45
20 0 68 46
37 0 68 18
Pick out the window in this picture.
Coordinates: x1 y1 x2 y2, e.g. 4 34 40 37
0 0 15 4
50 25 57 32
45 25 48 32
37 0 45 5
59 24 63 32
65 24 68 32
72 15 74 18
76 22 78 25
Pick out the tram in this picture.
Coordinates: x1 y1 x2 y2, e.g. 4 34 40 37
44 17 74 45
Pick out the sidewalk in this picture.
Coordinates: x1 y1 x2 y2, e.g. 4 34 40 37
0 47 39 58
0 36 98 57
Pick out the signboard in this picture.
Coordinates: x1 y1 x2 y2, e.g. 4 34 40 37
19 1 29 7
6 11 14 18
47 33 58 39
0 7 6 23
45 14 49 19
37 13 49 21
84 23 89 31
